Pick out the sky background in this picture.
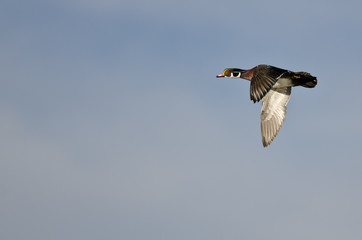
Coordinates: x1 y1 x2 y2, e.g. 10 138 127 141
1 0 362 239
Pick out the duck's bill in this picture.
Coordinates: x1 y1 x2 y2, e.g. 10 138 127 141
216 73 225 78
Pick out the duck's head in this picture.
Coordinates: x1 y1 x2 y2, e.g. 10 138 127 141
216 68 244 78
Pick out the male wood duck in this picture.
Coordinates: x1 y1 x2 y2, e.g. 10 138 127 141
216 64 317 147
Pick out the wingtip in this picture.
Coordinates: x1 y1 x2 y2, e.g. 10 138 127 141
262 140 270 147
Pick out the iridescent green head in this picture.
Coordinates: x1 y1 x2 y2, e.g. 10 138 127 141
216 68 243 78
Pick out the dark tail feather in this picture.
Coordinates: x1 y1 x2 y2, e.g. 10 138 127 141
293 72 317 88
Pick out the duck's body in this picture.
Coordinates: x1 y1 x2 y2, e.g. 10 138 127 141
217 64 317 147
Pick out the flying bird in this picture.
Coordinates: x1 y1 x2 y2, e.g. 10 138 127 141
217 64 317 147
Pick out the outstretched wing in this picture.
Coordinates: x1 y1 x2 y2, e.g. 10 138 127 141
250 65 289 102
261 87 291 147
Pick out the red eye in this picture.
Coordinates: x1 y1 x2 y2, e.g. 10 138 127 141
225 70 232 77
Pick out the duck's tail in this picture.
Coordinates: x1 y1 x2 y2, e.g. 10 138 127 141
292 72 317 88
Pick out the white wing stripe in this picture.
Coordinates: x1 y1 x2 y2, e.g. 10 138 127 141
260 87 291 147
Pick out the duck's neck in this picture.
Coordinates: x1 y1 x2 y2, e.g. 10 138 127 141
232 68 251 80
240 68 255 80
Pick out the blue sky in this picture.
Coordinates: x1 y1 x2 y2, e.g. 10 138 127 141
1 0 362 239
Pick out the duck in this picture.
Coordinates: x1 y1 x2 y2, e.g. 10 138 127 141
216 64 317 147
